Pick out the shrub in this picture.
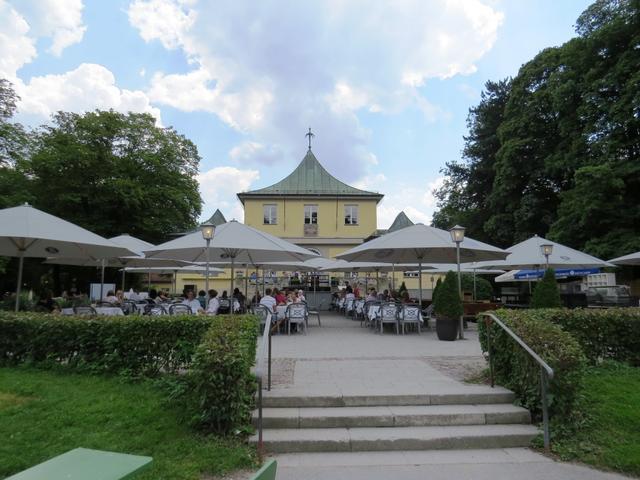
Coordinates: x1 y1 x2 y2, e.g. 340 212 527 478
535 308 640 366
433 271 462 318
432 277 442 303
0 312 215 376
530 269 561 308
478 309 586 421
185 314 259 435
461 273 493 300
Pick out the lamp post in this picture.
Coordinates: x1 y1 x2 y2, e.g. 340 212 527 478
201 222 215 301
541 243 553 271
450 225 465 340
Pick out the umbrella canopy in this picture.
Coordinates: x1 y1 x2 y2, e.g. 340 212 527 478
145 220 319 293
336 224 508 264
123 265 223 274
320 259 425 273
477 235 613 270
609 250 640 266
0 203 135 310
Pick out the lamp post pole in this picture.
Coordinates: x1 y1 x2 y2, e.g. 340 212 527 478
201 222 215 305
450 225 466 340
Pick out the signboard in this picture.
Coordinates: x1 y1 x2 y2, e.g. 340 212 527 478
514 268 600 280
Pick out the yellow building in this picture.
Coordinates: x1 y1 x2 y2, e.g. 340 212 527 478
238 148 383 259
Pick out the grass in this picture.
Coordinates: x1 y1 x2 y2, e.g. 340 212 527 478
0 367 257 479
551 361 640 476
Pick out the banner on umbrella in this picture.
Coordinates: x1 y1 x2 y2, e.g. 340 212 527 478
514 268 600 280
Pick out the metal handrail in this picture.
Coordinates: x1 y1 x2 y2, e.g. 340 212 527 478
254 310 273 453
478 312 554 451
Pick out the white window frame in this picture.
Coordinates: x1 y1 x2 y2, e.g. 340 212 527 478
263 204 277 225
304 204 318 224
344 204 359 225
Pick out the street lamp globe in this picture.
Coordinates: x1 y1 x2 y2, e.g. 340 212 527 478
450 225 465 244
540 243 553 258
201 222 215 240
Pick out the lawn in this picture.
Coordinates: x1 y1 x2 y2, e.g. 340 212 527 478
0 367 257 479
552 361 640 476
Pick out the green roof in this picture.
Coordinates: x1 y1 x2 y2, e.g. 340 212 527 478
174 209 227 236
387 211 414 233
237 150 383 203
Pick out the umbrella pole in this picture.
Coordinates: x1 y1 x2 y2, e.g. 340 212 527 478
376 270 380 292
15 251 25 312
121 268 126 291
473 269 476 302
147 269 151 290
230 257 235 297
418 261 423 309
255 266 259 300
392 264 395 291
100 259 105 302
173 270 177 295
262 270 266 296
245 267 248 299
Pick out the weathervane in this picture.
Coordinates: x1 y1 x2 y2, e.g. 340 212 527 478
305 127 315 150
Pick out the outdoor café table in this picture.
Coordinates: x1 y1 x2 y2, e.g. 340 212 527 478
6 447 152 480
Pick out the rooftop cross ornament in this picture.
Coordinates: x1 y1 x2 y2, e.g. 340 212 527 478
305 127 315 150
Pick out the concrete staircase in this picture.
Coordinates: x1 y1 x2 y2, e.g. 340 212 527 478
250 389 538 453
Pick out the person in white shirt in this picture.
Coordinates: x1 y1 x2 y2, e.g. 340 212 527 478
259 288 277 313
182 290 203 314
103 290 119 304
206 289 220 315
366 288 378 302
345 285 355 301
297 289 306 303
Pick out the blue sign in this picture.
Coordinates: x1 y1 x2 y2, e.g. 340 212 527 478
514 268 600 280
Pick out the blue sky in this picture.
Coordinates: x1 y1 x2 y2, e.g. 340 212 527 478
1 0 592 227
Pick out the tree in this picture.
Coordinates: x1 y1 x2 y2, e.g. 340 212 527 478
461 273 493 301
433 271 463 319
0 79 29 167
530 269 562 308
24 110 203 242
432 277 442 304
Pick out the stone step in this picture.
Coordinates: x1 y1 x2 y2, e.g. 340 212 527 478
253 404 530 429
250 424 539 453
262 389 515 408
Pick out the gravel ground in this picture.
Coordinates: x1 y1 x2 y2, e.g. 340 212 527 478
422 355 487 383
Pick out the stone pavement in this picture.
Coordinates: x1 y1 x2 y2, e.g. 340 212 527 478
258 313 620 479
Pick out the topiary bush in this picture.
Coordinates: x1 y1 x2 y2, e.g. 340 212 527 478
433 271 462 319
478 309 586 422
530 268 562 308
185 314 259 435
432 277 442 303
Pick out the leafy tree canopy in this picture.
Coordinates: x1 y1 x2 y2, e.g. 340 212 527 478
432 0 640 259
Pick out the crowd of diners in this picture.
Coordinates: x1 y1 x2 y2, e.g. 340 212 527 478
332 282 413 304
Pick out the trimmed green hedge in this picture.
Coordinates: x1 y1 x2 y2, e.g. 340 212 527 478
478 309 586 421
185 315 259 434
0 312 214 376
532 308 640 366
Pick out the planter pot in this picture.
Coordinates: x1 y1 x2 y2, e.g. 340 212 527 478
436 315 458 341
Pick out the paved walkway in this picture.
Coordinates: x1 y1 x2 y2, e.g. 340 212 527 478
263 313 623 479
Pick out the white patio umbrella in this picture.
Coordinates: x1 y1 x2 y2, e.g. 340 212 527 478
321 259 427 292
337 223 509 339
0 204 135 311
254 257 336 303
122 265 224 293
46 234 190 295
609 250 640 266
477 235 614 270
144 220 319 294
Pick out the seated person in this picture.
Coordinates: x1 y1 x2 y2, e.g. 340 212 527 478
158 291 169 302
366 288 378 302
103 290 119 304
297 289 306 303
259 288 277 313
147 288 159 304
197 290 207 309
344 285 355 302
115 290 124 303
206 289 220 315
182 290 203 314
250 291 261 305
274 288 287 305
37 290 57 312
218 290 231 314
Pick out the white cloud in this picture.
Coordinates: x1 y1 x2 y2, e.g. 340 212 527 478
16 63 161 122
197 166 260 222
127 0 503 177
5 0 86 58
376 176 445 228
0 0 37 78
229 142 283 166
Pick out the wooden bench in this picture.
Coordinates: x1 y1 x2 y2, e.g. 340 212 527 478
6 447 153 480
250 459 277 480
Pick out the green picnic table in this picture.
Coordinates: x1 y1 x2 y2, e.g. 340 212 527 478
6 447 153 480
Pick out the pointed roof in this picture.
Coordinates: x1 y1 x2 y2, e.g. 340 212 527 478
204 209 227 227
237 150 383 203
387 211 414 233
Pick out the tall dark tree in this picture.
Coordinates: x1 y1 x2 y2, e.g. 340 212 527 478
24 110 203 242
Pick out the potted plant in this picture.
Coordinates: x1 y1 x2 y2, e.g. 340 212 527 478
433 271 462 341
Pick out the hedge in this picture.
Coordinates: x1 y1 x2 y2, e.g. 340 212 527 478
0 312 215 376
478 309 586 421
533 308 640 366
185 314 259 434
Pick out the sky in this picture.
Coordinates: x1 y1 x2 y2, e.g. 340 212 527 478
1 0 593 228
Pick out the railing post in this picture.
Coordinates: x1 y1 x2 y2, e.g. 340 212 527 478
485 316 495 388
257 376 263 454
541 368 550 451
